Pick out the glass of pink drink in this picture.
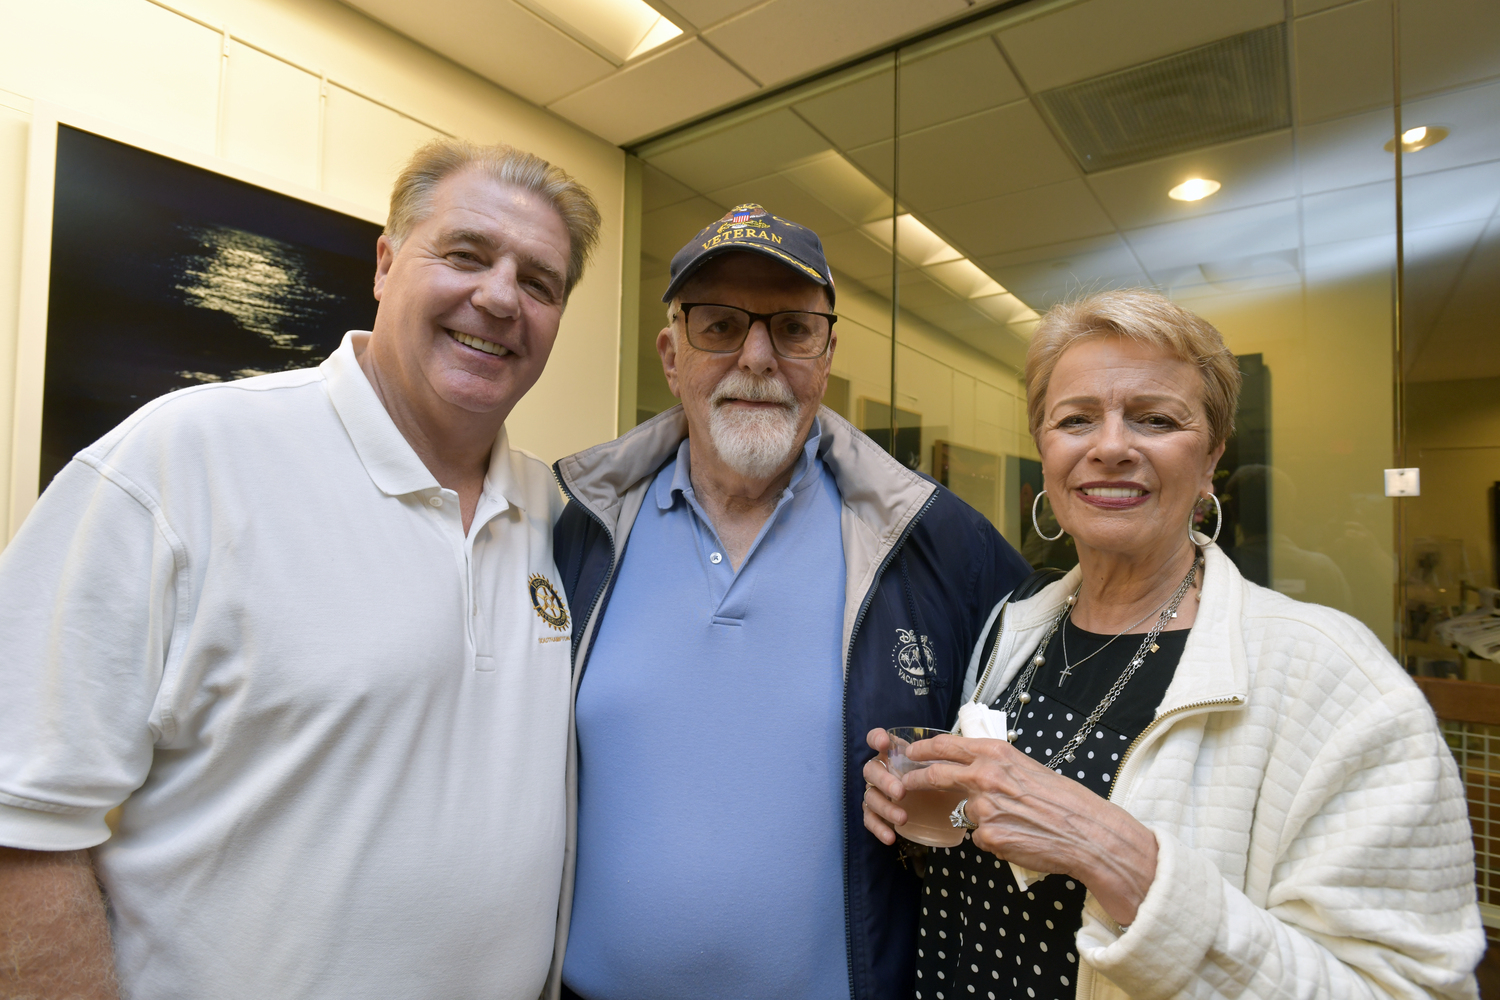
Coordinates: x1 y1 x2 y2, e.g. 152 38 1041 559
885 727 966 848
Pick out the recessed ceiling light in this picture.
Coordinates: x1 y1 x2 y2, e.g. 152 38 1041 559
1384 124 1450 153
1168 178 1221 202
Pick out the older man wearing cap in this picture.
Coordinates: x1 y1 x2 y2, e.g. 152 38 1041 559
548 205 1030 1000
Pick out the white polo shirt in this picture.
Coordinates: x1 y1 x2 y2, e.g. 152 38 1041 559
0 332 573 1000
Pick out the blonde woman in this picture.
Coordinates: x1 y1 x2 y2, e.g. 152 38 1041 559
863 289 1482 1000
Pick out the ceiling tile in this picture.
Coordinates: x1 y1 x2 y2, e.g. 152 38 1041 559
1399 0 1500 100
820 228 895 281
1403 160 1500 231
1293 0 1393 124
644 107 830 193
549 39 758 145
642 163 699 212
1123 199 1299 277
897 36 1026 135
783 150 893 226
1297 107 1400 194
996 0 1284 92
977 235 1151 308
1085 130 1296 231
703 0 968 89
894 270 958 311
850 101 1078 213
345 0 614 107
668 0 766 30
641 194 727 262
705 172 857 236
792 68 895 151
1301 232 1395 285
1301 181 1395 246
924 179 1115 259
906 298 997 333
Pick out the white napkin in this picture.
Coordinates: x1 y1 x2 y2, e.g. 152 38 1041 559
955 702 1048 892
956 701 1007 739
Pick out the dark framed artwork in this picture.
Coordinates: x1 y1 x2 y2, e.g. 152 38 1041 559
35 123 383 490
860 398 922 470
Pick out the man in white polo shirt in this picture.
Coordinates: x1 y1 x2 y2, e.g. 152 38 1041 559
0 138 599 999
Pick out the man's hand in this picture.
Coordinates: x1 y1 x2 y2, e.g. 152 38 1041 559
0 847 118 999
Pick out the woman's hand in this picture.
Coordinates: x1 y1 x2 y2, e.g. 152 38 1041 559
861 728 908 846
905 733 1159 926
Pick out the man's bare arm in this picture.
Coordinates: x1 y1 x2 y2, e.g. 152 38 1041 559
0 847 118 1000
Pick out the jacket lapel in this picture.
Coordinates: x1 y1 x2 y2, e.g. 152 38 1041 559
976 543 1249 718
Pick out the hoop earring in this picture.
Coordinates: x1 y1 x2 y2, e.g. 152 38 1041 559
1032 490 1065 542
1189 493 1222 545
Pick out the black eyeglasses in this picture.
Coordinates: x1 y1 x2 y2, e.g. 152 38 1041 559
676 302 837 360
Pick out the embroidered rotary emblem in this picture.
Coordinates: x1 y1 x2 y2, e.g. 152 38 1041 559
893 627 935 695
528 574 569 632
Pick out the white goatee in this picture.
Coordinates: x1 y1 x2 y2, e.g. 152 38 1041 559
706 371 804 480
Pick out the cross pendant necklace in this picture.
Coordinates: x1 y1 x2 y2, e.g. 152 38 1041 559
1057 580 1183 685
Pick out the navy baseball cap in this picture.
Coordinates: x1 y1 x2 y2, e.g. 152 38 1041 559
662 203 836 306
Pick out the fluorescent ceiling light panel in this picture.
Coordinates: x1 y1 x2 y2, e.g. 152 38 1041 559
783 152 891 226
516 0 681 64
972 292 1040 325
862 214 964 267
927 258 1006 299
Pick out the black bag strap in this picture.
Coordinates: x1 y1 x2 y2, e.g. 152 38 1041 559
972 567 1067 697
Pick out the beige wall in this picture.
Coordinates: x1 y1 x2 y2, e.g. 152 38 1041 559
1178 272 1398 645
0 0 626 537
1407 375 1500 591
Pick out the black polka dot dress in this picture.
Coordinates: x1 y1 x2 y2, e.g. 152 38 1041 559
913 621 1187 1000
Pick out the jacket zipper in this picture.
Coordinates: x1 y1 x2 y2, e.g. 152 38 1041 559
842 489 937 1000
1070 694 1241 1000
1106 695 1241 804
971 606 1009 706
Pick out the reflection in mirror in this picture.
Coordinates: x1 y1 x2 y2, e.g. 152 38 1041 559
1395 0 1500 681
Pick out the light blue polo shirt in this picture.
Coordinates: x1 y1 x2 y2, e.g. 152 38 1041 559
563 419 850 1000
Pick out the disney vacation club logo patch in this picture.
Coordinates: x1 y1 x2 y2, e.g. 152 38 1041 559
893 627 935 695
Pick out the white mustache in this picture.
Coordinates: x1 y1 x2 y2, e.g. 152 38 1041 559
710 372 797 409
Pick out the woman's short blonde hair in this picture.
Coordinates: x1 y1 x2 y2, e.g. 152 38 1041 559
1025 289 1241 448
384 137 602 298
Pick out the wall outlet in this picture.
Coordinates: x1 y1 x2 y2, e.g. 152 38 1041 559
1384 468 1420 497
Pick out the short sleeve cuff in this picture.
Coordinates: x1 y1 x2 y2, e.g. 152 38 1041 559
0 798 112 851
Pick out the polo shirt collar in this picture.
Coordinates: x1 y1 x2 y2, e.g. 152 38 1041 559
656 416 824 510
322 331 526 512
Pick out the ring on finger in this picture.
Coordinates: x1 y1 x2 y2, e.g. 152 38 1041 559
949 798 978 831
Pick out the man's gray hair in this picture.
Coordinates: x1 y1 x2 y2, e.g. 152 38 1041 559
385 137 602 298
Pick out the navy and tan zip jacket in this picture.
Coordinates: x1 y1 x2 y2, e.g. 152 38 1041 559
546 405 1030 1000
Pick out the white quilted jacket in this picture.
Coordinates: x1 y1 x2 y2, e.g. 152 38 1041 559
962 543 1485 1000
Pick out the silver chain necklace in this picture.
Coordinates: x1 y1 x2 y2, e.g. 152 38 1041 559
1058 588 1176 684
999 555 1201 769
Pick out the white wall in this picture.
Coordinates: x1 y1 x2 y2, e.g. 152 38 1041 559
0 0 626 535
